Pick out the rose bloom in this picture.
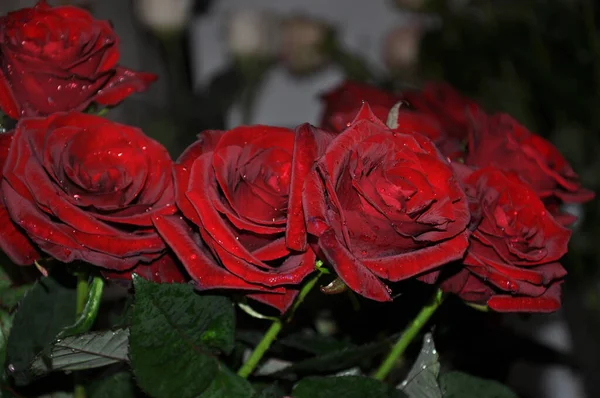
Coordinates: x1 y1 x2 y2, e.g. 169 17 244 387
435 165 571 312
320 81 479 160
0 1 156 119
0 112 176 271
397 83 482 160
466 112 594 225
304 104 471 301
154 124 327 312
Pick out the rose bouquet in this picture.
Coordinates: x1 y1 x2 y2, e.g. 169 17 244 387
0 2 593 398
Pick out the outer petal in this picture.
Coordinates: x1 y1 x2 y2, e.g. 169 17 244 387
0 70 19 119
318 228 392 302
94 67 157 106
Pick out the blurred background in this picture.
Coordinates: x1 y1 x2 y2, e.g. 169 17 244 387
2 1 599 397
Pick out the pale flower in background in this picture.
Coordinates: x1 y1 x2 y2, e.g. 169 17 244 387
225 9 279 59
382 23 424 72
279 15 332 76
134 0 194 32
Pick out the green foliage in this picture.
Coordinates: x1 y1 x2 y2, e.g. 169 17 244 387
129 276 237 398
6 275 76 386
439 372 518 398
30 329 129 377
292 376 407 398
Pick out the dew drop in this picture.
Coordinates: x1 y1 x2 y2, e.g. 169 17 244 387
73 194 80 200
7 364 15 373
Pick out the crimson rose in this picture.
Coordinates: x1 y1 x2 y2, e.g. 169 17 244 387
304 104 471 301
439 165 570 312
154 124 324 312
0 1 156 119
466 113 594 225
0 112 176 269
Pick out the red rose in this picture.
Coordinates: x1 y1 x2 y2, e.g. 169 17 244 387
0 1 156 119
319 80 399 132
396 83 481 159
440 165 570 312
0 112 176 269
466 113 594 223
304 104 471 301
0 132 40 264
154 124 325 313
399 83 480 141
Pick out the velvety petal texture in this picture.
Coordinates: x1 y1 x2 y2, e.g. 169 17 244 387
305 103 471 301
0 132 41 265
155 124 326 312
0 1 156 119
466 112 595 222
437 166 571 312
0 112 176 270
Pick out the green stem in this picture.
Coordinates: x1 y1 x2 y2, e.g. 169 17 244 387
237 271 324 378
373 289 445 381
76 273 89 316
74 273 89 398
72 274 104 398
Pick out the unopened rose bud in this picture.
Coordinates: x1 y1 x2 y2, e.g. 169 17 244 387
225 9 279 59
279 15 332 76
382 23 424 72
134 0 194 32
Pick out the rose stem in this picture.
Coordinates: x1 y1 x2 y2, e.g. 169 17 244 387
74 272 89 398
73 273 105 398
237 267 325 378
372 288 445 381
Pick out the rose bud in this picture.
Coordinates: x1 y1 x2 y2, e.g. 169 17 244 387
154 124 330 313
0 1 157 119
304 104 471 301
134 0 194 32
0 112 177 270
436 165 571 312
279 15 332 76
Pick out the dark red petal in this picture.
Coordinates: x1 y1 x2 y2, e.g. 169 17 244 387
488 282 563 313
286 124 321 251
0 200 40 265
94 67 157 106
0 70 19 119
318 228 391 302
153 215 285 292
248 289 298 314
362 231 470 282
302 170 330 236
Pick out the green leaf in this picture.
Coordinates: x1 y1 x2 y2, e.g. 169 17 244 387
130 276 235 398
88 372 138 398
292 376 406 398
6 275 77 386
275 336 396 376
253 383 287 398
399 333 441 398
201 366 255 398
30 329 129 376
439 372 518 398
